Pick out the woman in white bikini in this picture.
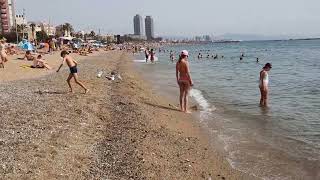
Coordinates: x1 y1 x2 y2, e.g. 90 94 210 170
176 50 193 113
259 63 272 107
0 39 8 68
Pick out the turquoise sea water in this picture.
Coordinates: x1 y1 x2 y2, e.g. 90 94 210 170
134 40 320 180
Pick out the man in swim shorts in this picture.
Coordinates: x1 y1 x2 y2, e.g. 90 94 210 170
56 50 89 94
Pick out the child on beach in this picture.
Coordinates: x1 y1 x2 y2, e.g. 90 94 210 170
56 50 89 94
31 55 52 70
259 63 272 107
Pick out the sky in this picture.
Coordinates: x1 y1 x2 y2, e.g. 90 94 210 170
15 0 320 39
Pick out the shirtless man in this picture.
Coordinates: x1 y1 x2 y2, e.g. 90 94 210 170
18 50 36 61
56 50 89 94
176 50 193 113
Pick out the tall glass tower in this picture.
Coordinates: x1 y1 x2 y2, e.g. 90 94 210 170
145 16 154 40
133 14 143 36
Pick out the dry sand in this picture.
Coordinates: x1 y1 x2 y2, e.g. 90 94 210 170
0 51 258 179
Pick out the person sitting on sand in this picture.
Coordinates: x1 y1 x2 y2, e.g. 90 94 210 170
56 50 89 94
259 63 272 107
79 48 88 56
88 46 93 53
7 45 17 55
176 50 193 113
31 54 51 70
19 50 36 61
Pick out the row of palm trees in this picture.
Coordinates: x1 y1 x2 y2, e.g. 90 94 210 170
15 22 74 41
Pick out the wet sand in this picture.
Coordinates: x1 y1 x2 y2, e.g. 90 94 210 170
0 51 257 179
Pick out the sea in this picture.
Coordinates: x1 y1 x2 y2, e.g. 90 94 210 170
134 40 320 180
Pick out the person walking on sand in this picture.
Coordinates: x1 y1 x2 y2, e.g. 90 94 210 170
0 39 8 68
259 63 272 107
56 50 89 94
176 50 193 113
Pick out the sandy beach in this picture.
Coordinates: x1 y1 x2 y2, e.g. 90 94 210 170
0 51 257 179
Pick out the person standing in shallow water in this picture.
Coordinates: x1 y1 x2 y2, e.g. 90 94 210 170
145 48 149 62
176 50 193 113
259 63 272 107
150 49 155 63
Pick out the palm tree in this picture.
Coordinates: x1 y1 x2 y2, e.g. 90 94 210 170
63 23 73 36
30 23 36 40
55 25 64 37
90 31 96 38
17 24 28 39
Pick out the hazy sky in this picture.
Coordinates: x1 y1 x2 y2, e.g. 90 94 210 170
15 0 320 38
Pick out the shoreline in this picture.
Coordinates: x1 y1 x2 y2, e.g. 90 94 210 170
0 51 257 179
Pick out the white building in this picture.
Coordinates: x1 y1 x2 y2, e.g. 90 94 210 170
15 14 27 25
40 23 56 36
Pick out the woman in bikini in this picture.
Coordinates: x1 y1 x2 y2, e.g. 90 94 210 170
176 50 193 113
259 63 272 107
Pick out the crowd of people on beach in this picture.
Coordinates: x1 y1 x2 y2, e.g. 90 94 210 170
0 36 120 69
0 37 123 94
1 37 272 111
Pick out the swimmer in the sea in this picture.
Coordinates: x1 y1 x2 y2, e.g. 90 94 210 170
198 53 202 59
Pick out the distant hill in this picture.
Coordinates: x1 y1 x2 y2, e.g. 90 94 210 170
221 33 320 41
220 33 287 41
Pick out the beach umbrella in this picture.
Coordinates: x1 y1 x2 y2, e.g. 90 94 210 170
18 39 35 51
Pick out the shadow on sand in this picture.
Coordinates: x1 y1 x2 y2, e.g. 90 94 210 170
34 90 68 95
144 102 181 112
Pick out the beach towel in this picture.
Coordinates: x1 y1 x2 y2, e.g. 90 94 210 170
20 65 32 69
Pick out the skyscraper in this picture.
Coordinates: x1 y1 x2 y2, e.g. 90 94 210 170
145 16 154 40
133 14 143 36
0 0 16 33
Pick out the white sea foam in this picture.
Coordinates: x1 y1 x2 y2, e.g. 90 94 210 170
189 88 215 120
133 57 159 63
